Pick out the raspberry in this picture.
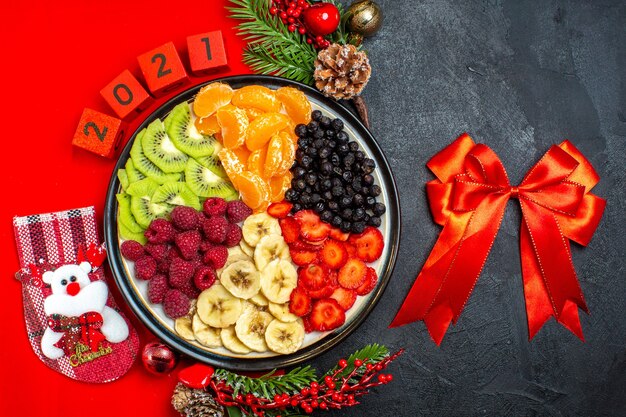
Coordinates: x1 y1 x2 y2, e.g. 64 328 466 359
202 216 229 244
194 266 217 290
147 274 169 304
175 230 202 260
178 279 201 299
203 245 228 269
135 256 157 280
203 197 227 217
145 218 175 244
144 243 168 261
162 289 191 319
170 206 200 231
168 257 196 288
224 223 243 247
226 200 252 223
120 240 144 261
199 240 214 253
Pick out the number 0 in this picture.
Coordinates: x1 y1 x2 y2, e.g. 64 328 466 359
152 53 172 78
83 122 108 142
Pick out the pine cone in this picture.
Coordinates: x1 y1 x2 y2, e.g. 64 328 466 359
314 43 371 100
172 383 225 417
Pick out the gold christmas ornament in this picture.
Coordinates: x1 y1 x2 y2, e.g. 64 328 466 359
346 0 383 37
314 43 372 100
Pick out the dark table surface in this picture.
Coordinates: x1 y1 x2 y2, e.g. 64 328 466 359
316 1 626 416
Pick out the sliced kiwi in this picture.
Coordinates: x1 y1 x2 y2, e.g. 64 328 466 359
127 178 169 228
196 153 228 178
125 159 146 183
142 119 188 173
118 221 147 245
116 193 144 233
165 102 218 158
117 169 129 191
130 128 177 183
184 158 238 200
152 181 201 210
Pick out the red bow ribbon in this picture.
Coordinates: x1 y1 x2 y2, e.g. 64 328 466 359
390 134 605 344
48 312 106 355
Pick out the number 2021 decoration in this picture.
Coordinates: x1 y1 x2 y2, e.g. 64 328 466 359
71 31 228 159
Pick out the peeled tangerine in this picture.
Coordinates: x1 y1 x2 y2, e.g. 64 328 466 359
245 113 290 151
247 147 267 178
264 134 283 179
235 171 270 211
276 86 312 125
217 105 248 149
269 173 292 202
194 114 220 135
193 82 234 118
232 85 281 113
217 148 245 185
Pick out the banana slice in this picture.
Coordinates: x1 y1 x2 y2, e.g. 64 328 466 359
254 235 290 270
218 253 252 276
228 245 247 258
250 292 270 307
268 302 299 323
221 326 252 354
220 260 261 299
174 315 195 341
239 239 254 257
260 259 298 303
196 284 243 328
242 213 281 247
265 319 305 354
192 314 222 348
235 309 273 352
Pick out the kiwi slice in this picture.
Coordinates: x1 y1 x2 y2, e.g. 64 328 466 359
184 158 238 200
127 178 169 228
166 102 218 158
196 153 228 178
118 221 147 245
117 169 129 191
130 128 176 183
152 181 201 210
142 119 188 173
125 159 146 183
116 193 144 233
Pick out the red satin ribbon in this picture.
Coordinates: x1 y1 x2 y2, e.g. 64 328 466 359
390 133 606 345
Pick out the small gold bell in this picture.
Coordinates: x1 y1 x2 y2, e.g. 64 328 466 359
346 0 383 38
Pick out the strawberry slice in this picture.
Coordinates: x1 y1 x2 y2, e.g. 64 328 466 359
330 287 357 310
337 258 367 289
320 239 348 269
279 217 300 243
348 226 384 262
290 248 318 266
345 242 357 258
298 263 329 291
307 283 337 299
328 270 339 287
268 201 293 219
309 299 346 332
302 315 314 333
356 267 378 296
289 288 312 317
329 227 350 242
291 239 322 252
294 210 330 241
301 237 327 246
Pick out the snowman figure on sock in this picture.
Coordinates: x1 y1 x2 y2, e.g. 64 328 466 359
41 259 129 360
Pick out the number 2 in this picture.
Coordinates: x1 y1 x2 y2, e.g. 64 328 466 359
152 53 172 78
83 122 108 142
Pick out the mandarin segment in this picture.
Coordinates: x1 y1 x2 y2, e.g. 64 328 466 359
217 105 249 149
247 147 267 178
232 146 252 166
232 85 281 113
245 113 290 151
193 82 234 118
217 148 245 185
269 173 292 202
277 132 295 175
245 107 265 121
194 114 220 136
276 87 312 125
264 134 284 179
235 170 270 210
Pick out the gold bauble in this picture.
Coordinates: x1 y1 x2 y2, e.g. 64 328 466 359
346 0 383 37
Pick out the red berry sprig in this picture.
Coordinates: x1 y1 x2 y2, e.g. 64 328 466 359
269 0 338 49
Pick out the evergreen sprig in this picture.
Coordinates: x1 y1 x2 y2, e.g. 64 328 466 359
324 343 389 380
214 365 317 399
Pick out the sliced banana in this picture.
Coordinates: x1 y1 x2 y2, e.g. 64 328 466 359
174 315 195 341
250 292 270 307
228 245 247 258
254 235 290 270
221 326 252 354
192 314 222 347
242 213 281 247
268 302 299 323
196 284 243 328
221 260 261 299
218 253 252 276
260 259 298 303
239 239 254 257
265 319 305 354
235 309 273 352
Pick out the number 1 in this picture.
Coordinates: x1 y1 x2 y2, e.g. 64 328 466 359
200 37 212 60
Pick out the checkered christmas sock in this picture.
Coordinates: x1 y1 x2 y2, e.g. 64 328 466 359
13 206 139 383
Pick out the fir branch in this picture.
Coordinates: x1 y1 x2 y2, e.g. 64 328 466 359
324 343 389 379
214 365 317 399
243 44 315 85
327 0 348 45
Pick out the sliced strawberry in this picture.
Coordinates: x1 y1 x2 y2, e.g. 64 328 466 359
298 263 329 291
290 248 318 266
309 299 346 332
291 239 322 252
328 270 339 287
268 201 293 219
329 227 350 242
279 217 300 243
294 210 330 241
289 288 312 317
301 237 327 246
320 239 348 269
356 267 378 296
307 283 337 299
348 226 384 262
345 242 357 258
330 287 357 310
302 315 313 333
337 258 367 289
